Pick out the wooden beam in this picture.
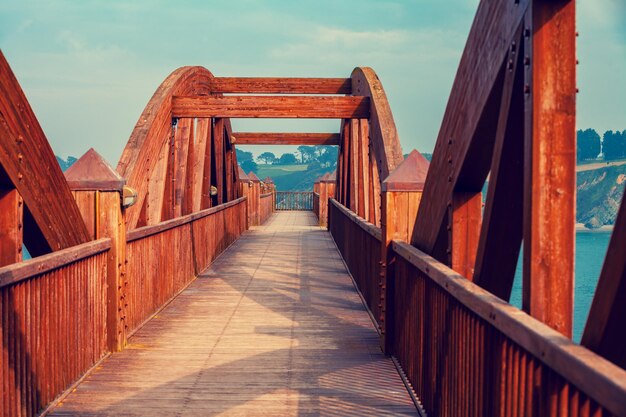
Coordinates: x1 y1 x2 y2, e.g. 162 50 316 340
191 118 211 212
349 119 359 213
0 51 90 252
212 118 224 205
233 132 340 145
171 96 370 119
351 68 404 181
209 77 351 94
522 0 576 338
582 194 626 368
450 192 482 280
0 186 23 266
173 118 192 217
146 141 169 225
410 0 529 255
473 30 525 300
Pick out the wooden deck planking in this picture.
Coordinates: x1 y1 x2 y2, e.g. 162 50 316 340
49 212 417 416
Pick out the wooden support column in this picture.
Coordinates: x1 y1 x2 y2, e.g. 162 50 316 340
523 0 576 337
318 173 336 228
0 184 23 266
238 167 251 229
213 118 225 206
65 149 129 352
247 172 261 226
380 150 429 353
450 192 482 280
349 119 359 213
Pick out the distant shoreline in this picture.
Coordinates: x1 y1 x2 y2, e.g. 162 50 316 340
575 223 614 232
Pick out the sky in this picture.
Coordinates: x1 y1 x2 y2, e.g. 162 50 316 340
1 0 625 165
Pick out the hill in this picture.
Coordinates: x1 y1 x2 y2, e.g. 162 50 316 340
577 164 626 228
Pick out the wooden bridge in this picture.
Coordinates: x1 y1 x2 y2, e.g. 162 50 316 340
1 1 626 416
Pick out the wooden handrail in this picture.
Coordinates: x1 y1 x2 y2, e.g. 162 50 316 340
391 239 626 416
260 193 272 198
330 199 381 241
0 238 111 288
127 197 246 242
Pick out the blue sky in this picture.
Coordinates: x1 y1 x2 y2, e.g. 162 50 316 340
1 0 625 165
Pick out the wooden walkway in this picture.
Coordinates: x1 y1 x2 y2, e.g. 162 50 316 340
49 212 417 416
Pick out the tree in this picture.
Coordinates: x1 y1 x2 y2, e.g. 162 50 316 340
236 149 253 163
277 153 297 165
577 129 601 162
257 152 277 165
319 146 338 167
240 160 258 174
603 130 626 161
296 145 315 164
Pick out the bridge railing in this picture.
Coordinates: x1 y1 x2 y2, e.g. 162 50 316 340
259 192 273 225
275 192 313 211
329 199 382 325
329 198 626 417
0 239 111 417
313 192 320 218
125 197 246 334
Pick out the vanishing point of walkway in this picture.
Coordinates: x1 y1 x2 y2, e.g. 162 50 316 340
50 212 417 416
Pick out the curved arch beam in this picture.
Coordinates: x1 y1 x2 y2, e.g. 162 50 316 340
118 66 240 229
336 67 404 225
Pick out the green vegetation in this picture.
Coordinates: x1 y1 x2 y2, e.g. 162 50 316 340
256 164 308 179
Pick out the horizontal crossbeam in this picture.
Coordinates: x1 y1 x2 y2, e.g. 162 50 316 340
233 132 340 145
172 96 370 119
210 77 352 94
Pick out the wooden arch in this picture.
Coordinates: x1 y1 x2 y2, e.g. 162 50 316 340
117 66 241 229
335 67 405 227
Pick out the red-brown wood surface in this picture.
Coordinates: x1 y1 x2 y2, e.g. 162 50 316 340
0 187 23 266
0 239 109 416
209 77 352 94
233 132 340 145
411 0 529 254
118 66 216 229
388 239 626 417
172 95 370 119
522 0 576 338
0 52 90 254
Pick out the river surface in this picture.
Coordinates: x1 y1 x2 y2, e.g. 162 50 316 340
509 230 611 342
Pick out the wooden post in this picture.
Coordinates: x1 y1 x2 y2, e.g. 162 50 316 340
450 192 482 280
247 172 261 226
523 0 576 337
380 150 429 353
65 149 128 352
0 185 23 266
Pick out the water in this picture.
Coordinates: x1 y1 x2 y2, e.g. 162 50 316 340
509 231 611 342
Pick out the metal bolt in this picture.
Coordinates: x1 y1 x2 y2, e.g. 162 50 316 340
524 85 531 94
524 28 531 38
524 56 530 66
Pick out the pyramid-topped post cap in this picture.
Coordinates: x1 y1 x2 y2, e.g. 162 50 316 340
320 172 331 182
263 176 274 184
64 148 126 191
247 171 261 182
322 170 336 182
238 166 250 182
382 149 429 192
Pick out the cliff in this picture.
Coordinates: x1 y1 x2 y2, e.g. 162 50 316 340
577 164 626 228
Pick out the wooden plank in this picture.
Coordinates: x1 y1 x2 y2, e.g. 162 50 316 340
190 118 210 212
213 119 224 205
359 119 370 221
349 119 359 213
171 96 370 119
522 0 576 337
173 119 192 217
0 52 90 252
473 33 525 300
0 239 110 288
582 195 626 369
146 140 169 225
127 198 245 242
161 128 175 221
232 132 340 145
450 192 482 280
341 120 350 206
209 77 352 94
410 0 530 255
0 187 23 266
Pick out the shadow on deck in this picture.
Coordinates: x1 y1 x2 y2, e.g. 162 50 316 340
49 212 418 416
